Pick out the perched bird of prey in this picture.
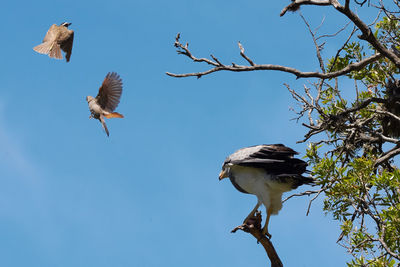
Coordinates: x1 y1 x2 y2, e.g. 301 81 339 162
86 72 124 136
33 22 74 62
219 144 313 238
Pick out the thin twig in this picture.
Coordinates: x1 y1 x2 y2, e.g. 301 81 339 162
300 13 326 73
238 42 255 66
282 189 320 203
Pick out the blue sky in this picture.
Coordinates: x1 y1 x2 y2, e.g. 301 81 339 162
0 1 379 266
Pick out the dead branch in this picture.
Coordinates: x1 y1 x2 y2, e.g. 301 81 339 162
166 34 383 79
231 211 283 267
337 97 386 116
328 26 358 73
316 21 351 40
280 0 331 17
282 189 320 203
281 0 400 68
374 145 400 166
238 41 255 66
299 13 325 73
282 186 327 216
305 188 325 216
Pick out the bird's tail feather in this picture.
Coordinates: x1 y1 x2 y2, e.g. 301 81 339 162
100 116 110 137
104 112 124 119
33 42 62 59
49 43 62 59
33 42 51 55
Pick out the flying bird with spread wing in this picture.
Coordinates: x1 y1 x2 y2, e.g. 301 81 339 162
219 144 313 238
33 22 74 62
86 72 124 136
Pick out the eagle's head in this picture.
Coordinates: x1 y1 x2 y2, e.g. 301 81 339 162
86 96 94 103
219 162 232 180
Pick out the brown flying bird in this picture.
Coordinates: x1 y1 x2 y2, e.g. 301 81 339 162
86 72 124 136
33 22 74 62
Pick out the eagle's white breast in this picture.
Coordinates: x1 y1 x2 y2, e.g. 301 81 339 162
230 164 294 215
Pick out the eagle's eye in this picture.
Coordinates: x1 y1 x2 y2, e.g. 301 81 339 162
219 165 230 180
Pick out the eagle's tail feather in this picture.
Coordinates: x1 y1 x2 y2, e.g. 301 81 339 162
300 176 315 185
276 174 315 189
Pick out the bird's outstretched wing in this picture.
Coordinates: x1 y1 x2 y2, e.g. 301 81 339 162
96 72 123 112
227 144 307 174
61 30 74 62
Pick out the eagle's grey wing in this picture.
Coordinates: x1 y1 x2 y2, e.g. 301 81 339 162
227 144 307 175
96 72 123 112
61 30 74 62
42 24 58 43
249 144 298 159
234 157 307 175
227 144 297 162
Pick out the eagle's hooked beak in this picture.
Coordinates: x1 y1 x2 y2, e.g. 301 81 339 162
219 169 228 180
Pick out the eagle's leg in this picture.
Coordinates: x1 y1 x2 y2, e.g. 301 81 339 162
262 206 273 238
243 201 261 224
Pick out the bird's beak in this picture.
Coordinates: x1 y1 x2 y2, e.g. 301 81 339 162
219 170 227 180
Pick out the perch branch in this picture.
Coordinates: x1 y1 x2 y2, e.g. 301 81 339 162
231 211 283 267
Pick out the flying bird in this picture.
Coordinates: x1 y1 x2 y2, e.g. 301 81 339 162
219 144 313 238
86 72 124 136
33 22 74 62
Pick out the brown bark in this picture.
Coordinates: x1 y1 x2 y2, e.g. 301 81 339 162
231 212 283 267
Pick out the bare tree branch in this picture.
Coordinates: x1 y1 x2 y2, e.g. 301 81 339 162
280 0 331 17
281 0 400 68
328 26 358 73
231 212 283 267
316 21 351 40
306 188 324 216
238 42 255 66
299 13 326 73
375 145 400 166
166 34 383 79
282 189 320 203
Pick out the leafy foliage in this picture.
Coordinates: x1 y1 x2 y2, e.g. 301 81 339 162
301 15 400 266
